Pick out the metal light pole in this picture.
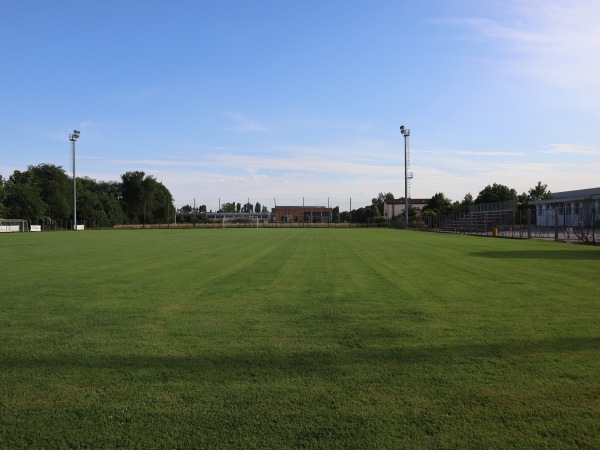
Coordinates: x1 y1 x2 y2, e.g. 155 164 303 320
400 125 410 224
69 130 80 230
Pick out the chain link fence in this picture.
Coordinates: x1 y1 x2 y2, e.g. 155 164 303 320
398 200 599 244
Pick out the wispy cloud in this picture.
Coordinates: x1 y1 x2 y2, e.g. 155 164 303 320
79 140 600 211
215 154 398 177
541 144 600 155
455 150 525 157
109 159 203 167
106 148 400 178
223 112 269 133
449 1 600 98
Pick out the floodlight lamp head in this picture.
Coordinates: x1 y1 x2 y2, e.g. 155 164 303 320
400 125 405 133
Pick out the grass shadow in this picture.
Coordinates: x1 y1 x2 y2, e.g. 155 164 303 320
2 336 598 380
470 249 600 260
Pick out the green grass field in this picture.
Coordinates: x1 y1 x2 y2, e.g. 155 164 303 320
1 229 599 448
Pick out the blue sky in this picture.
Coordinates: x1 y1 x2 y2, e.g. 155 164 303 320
2 0 599 211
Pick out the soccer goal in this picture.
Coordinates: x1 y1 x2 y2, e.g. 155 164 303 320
0 219 29 233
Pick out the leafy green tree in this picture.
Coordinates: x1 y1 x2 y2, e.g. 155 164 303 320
220 202 236 213
3 165 71 223
120 171 173 224
142 175 158 223
528 181 552 200
28 164 72 221
97 190 123 225
462 193 473 208
422 192 452 216
3 171 46 221
352 205 377 222
449 193 474 214
0 174 6 217
474 183 517 204
98 180 122 199
140 176 173 223
78 177 123 225
518 181 553 211
77 186 106 224
421 209 437 217
372 192 394 216
371 203 381 218
1 165 172 226
332 206 340 223
121 171 146 223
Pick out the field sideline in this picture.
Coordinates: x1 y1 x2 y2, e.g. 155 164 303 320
1 229 599 448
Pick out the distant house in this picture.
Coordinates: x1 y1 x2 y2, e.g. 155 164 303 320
383 198 429 221
530 187 600 227
271 206 332 223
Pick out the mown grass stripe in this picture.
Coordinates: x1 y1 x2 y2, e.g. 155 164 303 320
0 229 598 448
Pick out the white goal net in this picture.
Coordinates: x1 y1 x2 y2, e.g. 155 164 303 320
0 219 29 233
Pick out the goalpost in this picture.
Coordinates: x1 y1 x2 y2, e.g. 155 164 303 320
0 219 29 233
220 214 261 228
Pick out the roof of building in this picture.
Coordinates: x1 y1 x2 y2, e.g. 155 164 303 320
273 206 331 210
531 187 600 205
384 198 429 205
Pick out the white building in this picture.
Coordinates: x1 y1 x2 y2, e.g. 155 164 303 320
530 187 600 227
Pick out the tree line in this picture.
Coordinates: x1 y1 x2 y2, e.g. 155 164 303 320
344 182 553 223
0 164 174 227
0 163 552 227
176 181 554 225
176 201 269 224
420 181 553 218
218 201 269 214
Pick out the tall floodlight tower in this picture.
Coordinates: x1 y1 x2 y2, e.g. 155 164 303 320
400 125 411 224
69 130 80 230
